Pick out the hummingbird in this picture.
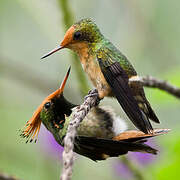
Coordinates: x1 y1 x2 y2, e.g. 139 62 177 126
21 68 169 161
41 18 160 134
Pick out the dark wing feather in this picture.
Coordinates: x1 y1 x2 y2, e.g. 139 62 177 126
98 59 153 134
74 136 157 161
145 99 160 123
130 83 160 124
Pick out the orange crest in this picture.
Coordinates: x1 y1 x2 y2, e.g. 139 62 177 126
20 67 71 143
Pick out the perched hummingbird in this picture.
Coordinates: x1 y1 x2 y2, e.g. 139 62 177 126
21 68 169 161
41 18 160 134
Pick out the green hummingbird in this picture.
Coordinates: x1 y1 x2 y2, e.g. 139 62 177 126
21 68 169 161
41 18 160 134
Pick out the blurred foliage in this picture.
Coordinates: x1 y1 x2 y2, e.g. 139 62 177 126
1 0 180 179
58 0 90 96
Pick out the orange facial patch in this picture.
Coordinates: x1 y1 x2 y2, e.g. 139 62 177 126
60 26 75 48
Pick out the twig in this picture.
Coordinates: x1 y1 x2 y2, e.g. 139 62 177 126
60 90 100 180
129 75 180 98
140 76 180 98
61 77 180 180
0 173 21 180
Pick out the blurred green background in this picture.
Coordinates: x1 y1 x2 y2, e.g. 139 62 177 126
1 0 180 179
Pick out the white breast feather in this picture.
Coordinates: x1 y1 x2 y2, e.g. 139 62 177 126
112 116 128 136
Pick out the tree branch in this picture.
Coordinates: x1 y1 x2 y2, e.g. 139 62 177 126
0 173 21 180
61 77 180 180
140 76 180 98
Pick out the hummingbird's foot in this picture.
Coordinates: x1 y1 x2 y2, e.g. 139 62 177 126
84 89 100 105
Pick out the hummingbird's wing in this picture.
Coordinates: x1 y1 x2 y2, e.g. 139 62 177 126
74 135 157 161
97 46 159 127
129 80 160 124
97 52 153 133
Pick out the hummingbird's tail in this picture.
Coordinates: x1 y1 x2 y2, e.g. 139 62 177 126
113 128 169 142
74 128 170 161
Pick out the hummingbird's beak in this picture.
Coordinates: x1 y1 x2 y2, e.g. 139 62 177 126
45 66 71 99
59 66 71 93
41 26 75 59
41 45 63 59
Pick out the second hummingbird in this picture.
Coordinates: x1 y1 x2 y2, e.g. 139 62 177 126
41 18 160 134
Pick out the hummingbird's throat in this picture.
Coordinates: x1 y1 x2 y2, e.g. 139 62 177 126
52 118 65 130
68 41 90 58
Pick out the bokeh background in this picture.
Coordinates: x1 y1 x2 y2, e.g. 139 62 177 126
1 0 180 180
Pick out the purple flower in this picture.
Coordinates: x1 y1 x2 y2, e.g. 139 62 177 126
113 139 159 178
38 125 64 159
128 139 158 166
128 152 155 166
113 160 133 179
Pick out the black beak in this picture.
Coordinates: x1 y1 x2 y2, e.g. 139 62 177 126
41 45 63 59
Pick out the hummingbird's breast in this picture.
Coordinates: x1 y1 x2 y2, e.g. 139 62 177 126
76 43 113 98
77 106 127 138
77 107 114 139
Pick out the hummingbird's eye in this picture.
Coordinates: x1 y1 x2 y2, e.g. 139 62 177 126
74 31 82 40
44 102 51 109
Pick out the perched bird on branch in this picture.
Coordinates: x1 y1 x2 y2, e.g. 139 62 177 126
21 68 169 161
41 18 159 134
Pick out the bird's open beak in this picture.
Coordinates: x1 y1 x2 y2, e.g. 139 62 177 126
41 45 63 59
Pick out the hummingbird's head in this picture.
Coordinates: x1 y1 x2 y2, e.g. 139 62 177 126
20 67 75 143
40 87 76 132
41 18 103 59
